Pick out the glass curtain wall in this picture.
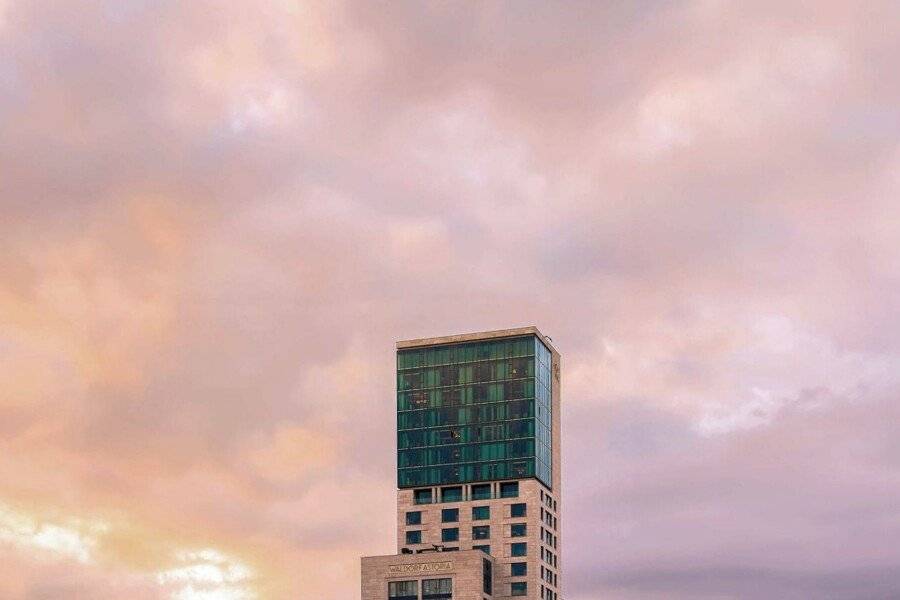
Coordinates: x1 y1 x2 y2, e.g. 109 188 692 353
397 336 551 487
534 337 553 487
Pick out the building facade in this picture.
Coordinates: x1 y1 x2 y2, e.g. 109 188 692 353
362 327 561 600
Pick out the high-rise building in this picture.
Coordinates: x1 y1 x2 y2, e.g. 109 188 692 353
362 327 562 600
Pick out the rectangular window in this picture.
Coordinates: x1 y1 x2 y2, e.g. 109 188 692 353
405 511 421 525
472 525 490 540
441 527 458 542
405 530 421 545
511 562 527 576
414 489 432 504
474 544 491 555
441 486 462 503
511 523 527 537
483 557 493 595
441 508 459 523
500 482 519 498
472 506 490 521
511 581 527 596
511 503 526 517
389 580 418 600
511 542 527 557
471 483 491 500
422 577 452 600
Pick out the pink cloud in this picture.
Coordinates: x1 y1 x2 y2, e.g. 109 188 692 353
1 0 899 598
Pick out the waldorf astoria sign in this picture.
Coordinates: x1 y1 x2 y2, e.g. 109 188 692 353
387 561 452 575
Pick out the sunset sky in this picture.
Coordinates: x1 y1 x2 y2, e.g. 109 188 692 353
2 1 900 598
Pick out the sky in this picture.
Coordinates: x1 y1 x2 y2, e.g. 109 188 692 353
1 0 900 598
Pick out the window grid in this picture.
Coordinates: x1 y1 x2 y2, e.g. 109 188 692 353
397 336 552 488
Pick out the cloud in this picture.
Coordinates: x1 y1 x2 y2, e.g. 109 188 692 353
1 0 899 598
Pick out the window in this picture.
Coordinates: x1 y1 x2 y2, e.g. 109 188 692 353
389 580 417 600
441 508 459 523
472 525 490 540
483 557 493 595
405 511 421 525
422 577 452 600
511 503 526 518
441 486 462 503
500 482 519 498
511 562 527 576
511 523 527 537
442 547 458 551
414 489 432 505
472 506 490 521
471 483 491 500
405 530 421 545
511 542 527 557
511 581 528 596
441 528 458 542
474 544 491 555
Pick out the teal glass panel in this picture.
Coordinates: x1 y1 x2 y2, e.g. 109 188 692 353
534 337 553 488
471 484 491 500
441 486 462 502
500 481 519 498
397 335 542 488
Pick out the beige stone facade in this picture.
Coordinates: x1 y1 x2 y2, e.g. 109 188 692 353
395 478 560 598
361 550 494 600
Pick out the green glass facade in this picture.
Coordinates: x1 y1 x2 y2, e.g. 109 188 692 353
397 334 553 488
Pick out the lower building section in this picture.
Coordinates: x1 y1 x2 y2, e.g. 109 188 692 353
395 479 561 599
362 550 495 600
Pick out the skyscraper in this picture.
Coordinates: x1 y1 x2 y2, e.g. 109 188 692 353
362 327 562 600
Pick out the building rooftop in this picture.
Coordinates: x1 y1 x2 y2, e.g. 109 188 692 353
396 326 557 354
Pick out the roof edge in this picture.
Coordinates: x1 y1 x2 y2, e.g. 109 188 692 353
396 326 558 354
